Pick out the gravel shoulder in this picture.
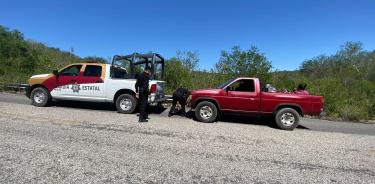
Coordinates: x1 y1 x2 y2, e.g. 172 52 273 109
0 102 375 183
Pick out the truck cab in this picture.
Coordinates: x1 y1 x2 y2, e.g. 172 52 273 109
191 77 324 130
26 53 167 114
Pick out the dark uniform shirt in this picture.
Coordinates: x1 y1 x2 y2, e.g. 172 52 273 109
135 73 150 94
173 88 190 102
168 88 191 117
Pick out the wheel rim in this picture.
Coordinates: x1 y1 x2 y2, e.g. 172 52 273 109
281 112 295 126
34 91 46 104
120 98 132 111
200 105 213 120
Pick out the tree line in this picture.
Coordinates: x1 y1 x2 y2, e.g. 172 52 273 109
1 25 374 121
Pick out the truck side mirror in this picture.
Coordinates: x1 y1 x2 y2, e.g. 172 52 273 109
53 70 60 84
225 87 230 95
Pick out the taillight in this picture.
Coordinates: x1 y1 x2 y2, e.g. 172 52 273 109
150 84 157 93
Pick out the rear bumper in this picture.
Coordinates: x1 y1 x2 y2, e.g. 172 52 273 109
148 94 168 105
154 96 168 103
306 107 325 117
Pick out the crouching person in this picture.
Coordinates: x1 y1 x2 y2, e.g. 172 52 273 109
168 88 191 117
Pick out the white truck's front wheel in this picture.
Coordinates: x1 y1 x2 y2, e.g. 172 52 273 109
116 94 137 114
30 87 51 107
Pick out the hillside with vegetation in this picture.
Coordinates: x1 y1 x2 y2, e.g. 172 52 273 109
0 26 106 83
272 43 375 121
0 25 374 121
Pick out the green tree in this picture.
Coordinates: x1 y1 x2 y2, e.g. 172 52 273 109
176 50 199 72
215 46 272 81
164 58 192 93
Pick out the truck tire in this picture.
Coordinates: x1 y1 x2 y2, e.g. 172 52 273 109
116 94 137 114
30 87 51 107
275 108 300 130
195 101 218 123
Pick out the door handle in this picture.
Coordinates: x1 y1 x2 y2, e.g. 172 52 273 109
250 97 255 101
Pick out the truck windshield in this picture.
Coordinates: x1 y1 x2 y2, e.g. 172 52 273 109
217 78 235 89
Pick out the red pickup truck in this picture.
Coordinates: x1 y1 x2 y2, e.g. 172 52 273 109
190 77 324 130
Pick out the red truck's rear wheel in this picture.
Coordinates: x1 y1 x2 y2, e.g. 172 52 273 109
275 108 300 130
195 101 218 123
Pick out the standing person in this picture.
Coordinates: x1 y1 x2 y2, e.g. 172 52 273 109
135 66 151 122
168 88 191 117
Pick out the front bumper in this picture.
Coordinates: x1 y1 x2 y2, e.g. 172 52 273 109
25 85 31 98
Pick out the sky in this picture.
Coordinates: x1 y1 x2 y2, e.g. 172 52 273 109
1 0 374 71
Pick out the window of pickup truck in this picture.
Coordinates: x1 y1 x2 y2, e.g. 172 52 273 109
228 79 255 92
217 78 235 89
84 65 102 77
60 65 82 76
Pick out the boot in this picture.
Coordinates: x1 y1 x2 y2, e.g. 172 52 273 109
180 111 186 117
139 118 148 123
179 106 187 117
168 109 175 117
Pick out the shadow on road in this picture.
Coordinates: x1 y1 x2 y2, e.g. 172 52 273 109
53 101 116 111
52 100 168 115
186 110 310 130
50 100 310 130
219 115 278 129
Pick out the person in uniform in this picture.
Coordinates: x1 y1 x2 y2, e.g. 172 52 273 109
135 66 151 122
168 88 191 117
293 83 310 95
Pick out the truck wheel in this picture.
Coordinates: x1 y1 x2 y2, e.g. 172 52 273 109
195 101 218 123
275 108 300 130
30 87 51 107
116 94 137 114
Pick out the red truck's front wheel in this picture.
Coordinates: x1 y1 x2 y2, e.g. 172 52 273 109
195 101 218 123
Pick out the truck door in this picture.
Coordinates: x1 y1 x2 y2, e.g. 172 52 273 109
51 64 83 97
221 79 260 112
76 64 105 99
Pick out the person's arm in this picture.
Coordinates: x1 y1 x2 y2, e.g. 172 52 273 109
303 90 310 95
183 89 190 101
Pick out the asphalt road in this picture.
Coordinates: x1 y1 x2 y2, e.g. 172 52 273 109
1 101 374 183
1 92 374 136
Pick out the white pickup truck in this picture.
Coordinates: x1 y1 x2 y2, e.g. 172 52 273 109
26 53 167 113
